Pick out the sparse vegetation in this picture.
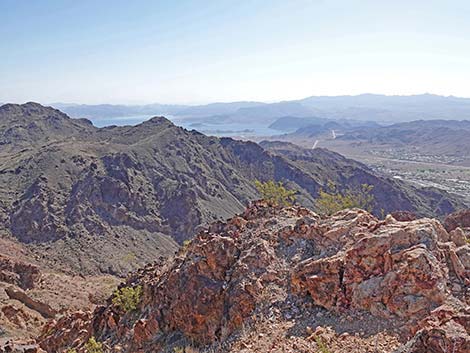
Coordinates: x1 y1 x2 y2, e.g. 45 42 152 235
182 239 192 252
380 208 386 220
122 252 136 263
85 336 103 353
315 181 375 216
65 349 77 353
254 180 296 206
112 285 143 313
314 336 332 353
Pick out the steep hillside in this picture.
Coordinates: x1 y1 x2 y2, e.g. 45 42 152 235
0 236 121 344
0 103 464 275
339 119 470 158
23 202 470 353
260 141 463 217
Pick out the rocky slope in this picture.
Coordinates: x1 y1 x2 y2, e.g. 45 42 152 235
0 237 120 344
0 103 465 275
260 141 462 217
19 202 468 353
338 120 470 165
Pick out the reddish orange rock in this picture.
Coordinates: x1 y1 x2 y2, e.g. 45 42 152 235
32 204 470 353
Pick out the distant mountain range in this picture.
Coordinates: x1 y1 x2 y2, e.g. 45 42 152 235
283 117 470 156
339 119 470 158
268 116 381 133
51 102 186 118
279 117 470 169
0 102 464 276
49 93 470 124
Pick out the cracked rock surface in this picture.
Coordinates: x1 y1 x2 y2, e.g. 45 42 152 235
30 202 469 352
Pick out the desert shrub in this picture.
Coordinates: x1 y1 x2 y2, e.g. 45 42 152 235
85 337 103 353
254 180 296 206
112 285 142 313
182 239 192 250
315 181 375 216
314 336 332 353
122 252 136 263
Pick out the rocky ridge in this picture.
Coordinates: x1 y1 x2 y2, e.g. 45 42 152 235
27 202 469 353
1 103 464 276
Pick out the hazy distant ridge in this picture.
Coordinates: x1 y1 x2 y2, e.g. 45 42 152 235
52 93 470 123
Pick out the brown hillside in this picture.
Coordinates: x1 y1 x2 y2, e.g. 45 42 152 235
0 103 464 276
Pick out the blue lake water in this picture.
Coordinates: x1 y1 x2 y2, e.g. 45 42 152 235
88 115 279 137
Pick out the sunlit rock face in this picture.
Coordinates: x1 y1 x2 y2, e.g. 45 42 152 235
35 202 469 353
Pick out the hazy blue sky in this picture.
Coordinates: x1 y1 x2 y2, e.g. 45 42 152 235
1 0 470 104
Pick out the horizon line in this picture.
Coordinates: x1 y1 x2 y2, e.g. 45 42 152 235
3 92 470 107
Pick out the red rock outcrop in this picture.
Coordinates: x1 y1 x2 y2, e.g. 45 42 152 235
293 216 451 322
0 255 41 290
444 209 470 232
32 202 470 352
5 288 57 319
0 340 46 353
390 210 417 222
396 303 470 352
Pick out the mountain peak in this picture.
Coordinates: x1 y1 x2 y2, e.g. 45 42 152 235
0 102 96 150
145 115 173 126
0 102 69 120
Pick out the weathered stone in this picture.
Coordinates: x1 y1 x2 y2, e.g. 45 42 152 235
5 287 57 319
396 304 470 353
32 204 470 352
292 254 344 309
0 255 41 290
0 341 46 353
444 209 470 232
450 228 468 247
391 211 417 222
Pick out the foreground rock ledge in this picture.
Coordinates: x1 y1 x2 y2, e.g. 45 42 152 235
12 202 470 352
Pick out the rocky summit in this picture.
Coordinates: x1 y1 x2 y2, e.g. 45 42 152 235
0 103 464 276
14 201 467 353
1 102 469 352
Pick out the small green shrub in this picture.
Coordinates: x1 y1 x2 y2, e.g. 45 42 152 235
314 336 332 353
315 181 375 216
112 285 142 313
122 252 136 263
254 180 296 206
85 336 103 353
182 239 192 251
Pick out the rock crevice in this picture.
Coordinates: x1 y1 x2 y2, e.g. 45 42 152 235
31 203 470 352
